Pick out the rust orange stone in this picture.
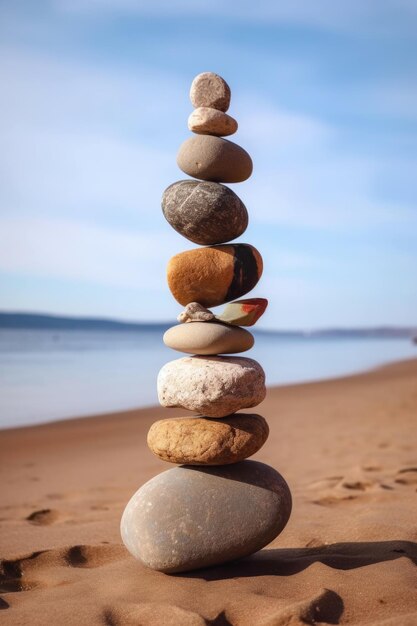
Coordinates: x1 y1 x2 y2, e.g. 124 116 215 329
167 244 263 308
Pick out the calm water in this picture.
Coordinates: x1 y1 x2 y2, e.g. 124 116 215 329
0 328 415 428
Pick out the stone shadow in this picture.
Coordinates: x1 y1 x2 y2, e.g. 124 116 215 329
179 540 417 581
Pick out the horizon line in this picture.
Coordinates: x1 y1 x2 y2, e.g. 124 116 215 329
0 309 416 335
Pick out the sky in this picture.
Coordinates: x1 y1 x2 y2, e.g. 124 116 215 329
0 0 416 330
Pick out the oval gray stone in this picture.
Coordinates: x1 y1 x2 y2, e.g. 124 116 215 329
163 321 254 355
177 135 253 183
162 180 248 245
120 461 292 573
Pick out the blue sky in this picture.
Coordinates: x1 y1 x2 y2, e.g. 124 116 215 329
0 0 416 329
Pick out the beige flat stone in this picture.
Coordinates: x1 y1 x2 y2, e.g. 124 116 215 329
157 355 266 418
147 413 269 465
188 107 238 137
163 322 254 355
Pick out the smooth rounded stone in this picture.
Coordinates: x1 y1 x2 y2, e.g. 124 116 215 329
217 298 269 326
177 302 215 323
147 414 269 465
177 135 252 183
167 244 263 308
188 107 238 137
163 321 254 355
162 180 248 245
190 72 231 112
157 356 266 418
120 460 292 573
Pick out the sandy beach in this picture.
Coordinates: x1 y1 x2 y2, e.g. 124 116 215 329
1 358 416 625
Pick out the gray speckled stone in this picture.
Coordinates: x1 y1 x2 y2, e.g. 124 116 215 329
162 180 248 245
120 461 292 573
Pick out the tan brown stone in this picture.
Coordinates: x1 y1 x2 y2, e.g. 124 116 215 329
188 107 238 137
147 414 269 465
190 72 231 112
167 244 263 308
176 135 252 183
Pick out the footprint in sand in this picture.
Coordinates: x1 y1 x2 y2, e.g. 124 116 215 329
273 588 343 626
26 509 60 525
0 555 43 594
308 464 403 506
64 544 126 569
221 588 344 626
395 467 417 486
307 476 344 490
0 544 126 595
104 602 206 626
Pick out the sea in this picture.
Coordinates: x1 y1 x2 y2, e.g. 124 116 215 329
0 327 415 429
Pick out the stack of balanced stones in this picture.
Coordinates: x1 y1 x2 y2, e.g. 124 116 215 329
121 72 292 574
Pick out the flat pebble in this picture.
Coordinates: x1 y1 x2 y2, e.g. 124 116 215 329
162 180 248 245
147 413 269 465
120 460 292 573
177 135 252 183
163 321 254 355
190 72 231 112
217 298 269 326
167 243 263 308
157 355 266 417
188 107 238 137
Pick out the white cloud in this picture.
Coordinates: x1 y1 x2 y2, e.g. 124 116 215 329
3 124 173 219
0 46 185 219
238 96 329 151
0 216 185 289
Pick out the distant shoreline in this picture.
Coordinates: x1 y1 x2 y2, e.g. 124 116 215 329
1 311 416 338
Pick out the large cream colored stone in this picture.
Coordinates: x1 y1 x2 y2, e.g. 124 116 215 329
147 413 269 465
157 356 266 418
163 322 254 355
